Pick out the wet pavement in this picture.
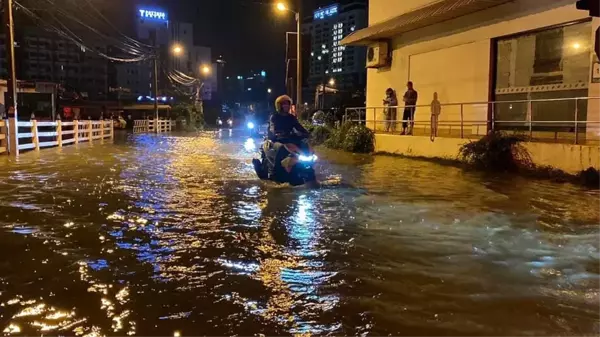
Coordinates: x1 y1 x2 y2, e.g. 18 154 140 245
0 131 598 336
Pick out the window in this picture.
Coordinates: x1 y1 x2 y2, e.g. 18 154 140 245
533 29 563 74
493 20 591 124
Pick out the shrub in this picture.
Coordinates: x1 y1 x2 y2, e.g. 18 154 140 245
341 124 375 153
459 132 532 171
324 121 353 149
300 120 315 133
323 122 374 153
310 125 332 145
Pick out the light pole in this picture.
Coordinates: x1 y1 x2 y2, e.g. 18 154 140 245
276 2 302 111
3 0 18 154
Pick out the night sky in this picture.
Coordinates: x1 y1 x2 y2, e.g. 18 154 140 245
164 0 345 94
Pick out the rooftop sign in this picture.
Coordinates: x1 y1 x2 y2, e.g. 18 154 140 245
314 4 338 20
138 8 168 21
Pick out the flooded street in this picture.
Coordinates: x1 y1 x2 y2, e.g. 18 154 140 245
0 132 598 336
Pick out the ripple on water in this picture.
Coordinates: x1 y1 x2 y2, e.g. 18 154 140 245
0 133 597 336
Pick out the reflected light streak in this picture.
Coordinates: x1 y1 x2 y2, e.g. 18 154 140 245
244 138 256 151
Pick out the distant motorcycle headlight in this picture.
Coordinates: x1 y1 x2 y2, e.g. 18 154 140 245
218 120 223 125
247 122 255 129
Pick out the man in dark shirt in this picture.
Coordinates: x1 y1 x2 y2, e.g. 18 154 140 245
264 95 309 176
402 81 418 135
269 95 309 143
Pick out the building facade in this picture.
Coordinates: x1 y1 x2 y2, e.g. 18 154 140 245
114 7 215 101
0 27 109 101
302 2 367 105
343 0 599 139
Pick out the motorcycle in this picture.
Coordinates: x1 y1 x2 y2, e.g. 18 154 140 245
252 135 317 186
217 118 223 127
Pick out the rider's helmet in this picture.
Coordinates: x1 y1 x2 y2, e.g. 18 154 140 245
275 95 293 113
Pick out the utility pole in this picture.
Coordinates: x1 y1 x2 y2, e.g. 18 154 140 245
296 9 302 111
4 0 19 154
153 55 159 121
151 29 159 125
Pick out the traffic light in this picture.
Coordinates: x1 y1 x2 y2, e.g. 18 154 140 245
576 0 600 17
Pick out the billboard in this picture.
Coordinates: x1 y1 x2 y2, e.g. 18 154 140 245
314 5 338 20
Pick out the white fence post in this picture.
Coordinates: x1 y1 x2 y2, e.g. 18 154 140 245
100 119 105 142
31 119 39 151
57 120 63 147
88 120 93 143
8 117 18 155
110 120 114 140
74 120 79 144
0 119 7 154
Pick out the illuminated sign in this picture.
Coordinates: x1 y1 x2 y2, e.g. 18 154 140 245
314 5 338 20
138 9 167 21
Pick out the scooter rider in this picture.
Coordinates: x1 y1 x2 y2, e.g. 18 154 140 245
269 95 309 144
267 95 310 176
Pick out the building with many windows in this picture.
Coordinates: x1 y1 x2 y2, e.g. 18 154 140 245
302 2 368 105
0 26 109 101
114 9 215 101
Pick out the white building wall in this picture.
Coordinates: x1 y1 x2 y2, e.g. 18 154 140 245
365 0 593 128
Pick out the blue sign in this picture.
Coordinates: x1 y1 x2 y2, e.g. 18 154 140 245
314 4 338 20
139 8 168 21
260 70 266 77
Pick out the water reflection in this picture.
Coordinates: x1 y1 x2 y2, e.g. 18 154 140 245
0 133 597 336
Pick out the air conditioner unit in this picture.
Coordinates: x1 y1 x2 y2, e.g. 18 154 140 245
366 42 389 68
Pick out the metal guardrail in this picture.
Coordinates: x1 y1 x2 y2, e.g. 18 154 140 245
344 97 600 145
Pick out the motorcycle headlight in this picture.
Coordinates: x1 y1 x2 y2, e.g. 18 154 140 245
247 122 255 129
298 154 317 162
218 120 222 125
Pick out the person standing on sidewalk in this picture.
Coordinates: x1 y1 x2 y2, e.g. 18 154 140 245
383 88 398 132
430 92 441 141
402 81 418 135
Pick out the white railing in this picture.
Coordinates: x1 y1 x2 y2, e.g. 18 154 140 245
133 120 149 133
2 119 114 155
344 97 600 145
134 119 175 133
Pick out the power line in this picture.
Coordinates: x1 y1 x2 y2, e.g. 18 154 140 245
15 0 153 63
17 0 153 59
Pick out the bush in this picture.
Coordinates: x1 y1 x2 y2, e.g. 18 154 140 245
324 122 374 153
459 132 532 171
310 125 332 145
300 120 315 133
342 124 375 153
324 122 353 149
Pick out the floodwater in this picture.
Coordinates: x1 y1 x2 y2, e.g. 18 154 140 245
0 131 598 336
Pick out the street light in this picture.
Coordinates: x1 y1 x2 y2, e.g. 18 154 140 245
201 65 211 75
275 2 302 110
328 78 335 86
172 44 183 55
276 2 287 11
267 88 272 94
